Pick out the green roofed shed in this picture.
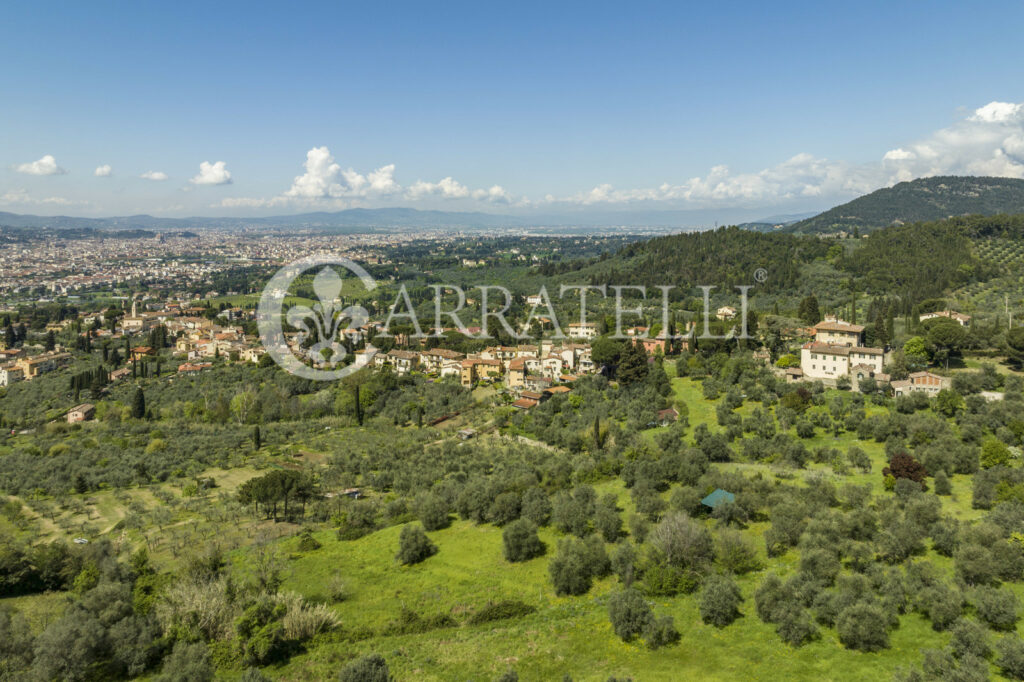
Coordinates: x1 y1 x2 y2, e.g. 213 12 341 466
701 488 735 510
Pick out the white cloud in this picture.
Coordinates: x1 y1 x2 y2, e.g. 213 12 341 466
283 146 343 199
281 146 399 201
879 100 1024 181
882 148 914 161
554 100 1024 208
16 154 67 176
0 188 86 206
969 102 1024 124
223 146 517 209
562 154 875 208
406 176 470 200
140 170 169 181
189 160 232 186
219 196 280 209
472 185 512 203
94 164 112 177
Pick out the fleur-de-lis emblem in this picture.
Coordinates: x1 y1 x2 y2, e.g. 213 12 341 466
285 267 370 369
258 255 378 381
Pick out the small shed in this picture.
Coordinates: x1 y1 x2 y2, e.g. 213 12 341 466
701 488 735 510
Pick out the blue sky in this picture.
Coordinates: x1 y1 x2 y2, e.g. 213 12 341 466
2 1 1024 219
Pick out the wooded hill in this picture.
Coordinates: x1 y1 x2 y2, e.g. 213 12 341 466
787 176 1024 235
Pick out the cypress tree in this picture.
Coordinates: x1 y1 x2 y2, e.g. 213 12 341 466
354 385 363 426
131 387 146 419
253 425 261 450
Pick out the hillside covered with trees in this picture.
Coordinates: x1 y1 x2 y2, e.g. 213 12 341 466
788 177 1024 235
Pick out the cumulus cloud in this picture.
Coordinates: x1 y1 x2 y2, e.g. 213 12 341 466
94 164 112 177
472 185 513 203
880 100 1024 181
16 154 67 176
281 146 398 200
563 154 876 207
406 176 470 200
140 170 169 181
222 146 517 209
189 160 233 186
554 100 1024 208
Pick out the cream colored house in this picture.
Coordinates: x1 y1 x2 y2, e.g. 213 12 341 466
800 342 884 380
812 317 864 346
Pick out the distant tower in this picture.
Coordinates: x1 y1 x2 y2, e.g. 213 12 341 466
131 298 137 318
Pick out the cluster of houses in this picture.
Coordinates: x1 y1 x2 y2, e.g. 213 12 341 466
0 349 72 386
372 340 599 397
784 314 957 397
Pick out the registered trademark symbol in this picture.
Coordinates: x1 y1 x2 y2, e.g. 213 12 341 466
754 268 768 283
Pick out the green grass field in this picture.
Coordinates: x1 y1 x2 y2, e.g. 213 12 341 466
265 516 997 682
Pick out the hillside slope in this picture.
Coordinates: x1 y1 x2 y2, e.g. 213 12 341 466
787 176 1024 234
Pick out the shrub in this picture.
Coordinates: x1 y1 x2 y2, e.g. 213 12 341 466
640 557 700 596
275 592 341 641
502 519 545 563
847 446 871 473
296 529 321 552
338 653 393 682
235 598 289 666
414 492 450 531
981 437 1012 469
467 600 537 625
754 573 798 624
836 602 889 651
607 588 653 641
775 604 819 647
933 470 952 496
595 504 624 542
648 513 714 572
699 574 742 628
381 607 456 636
930 517 960 557
488 492 521 526
956 544 998 585
716 530 763 575
551 488 594 537
611 542 637 587
798 548 840 585
549 538 593 596
157 641 214 682
883 452 928 489
582 534 612 578
949 618 991 660
396 524 437 565
922 585 963 631
973 585 1020 631
643 615 680 649
520 487 552 527
997 634 1024 680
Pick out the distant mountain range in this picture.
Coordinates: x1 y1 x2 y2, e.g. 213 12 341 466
0 208 530 233
785 176 1024 234
5 176 1024 235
